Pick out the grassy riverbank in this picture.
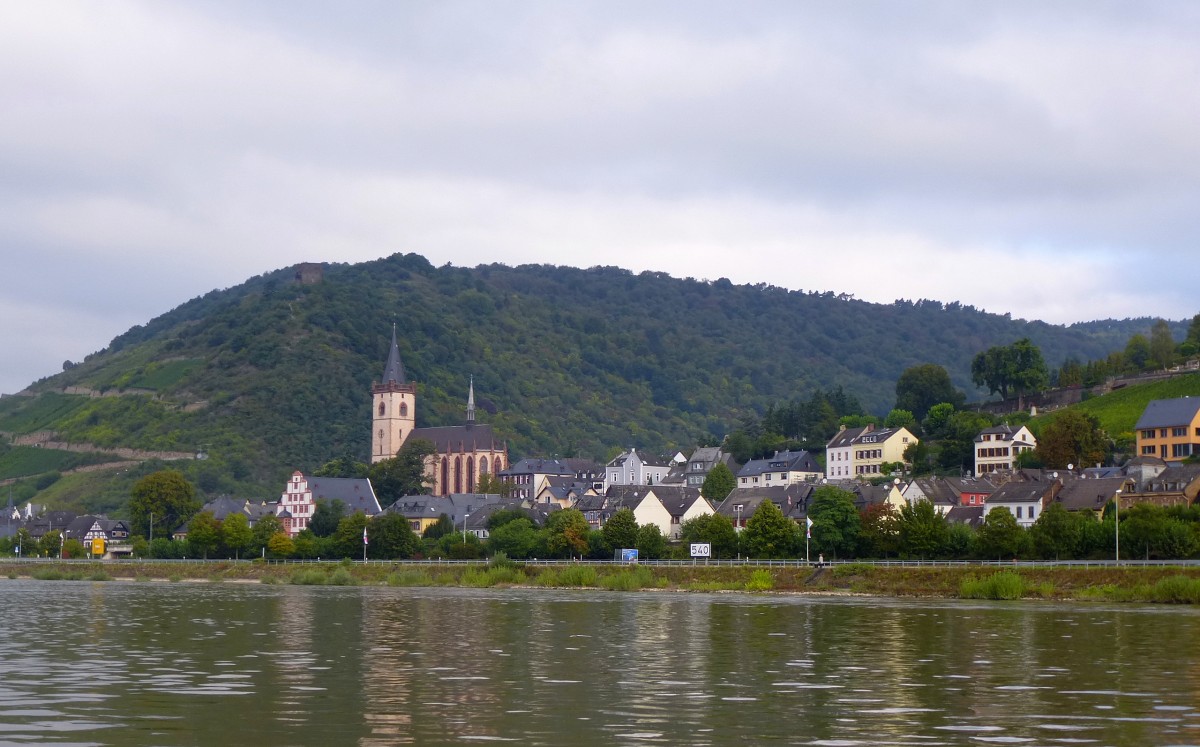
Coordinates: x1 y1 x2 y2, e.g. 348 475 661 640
6 559 1200 603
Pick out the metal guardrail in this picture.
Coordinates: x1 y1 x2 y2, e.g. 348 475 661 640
3 557 1199 569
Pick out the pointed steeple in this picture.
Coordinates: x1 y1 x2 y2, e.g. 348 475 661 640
382 323 407 384
466 375 476 425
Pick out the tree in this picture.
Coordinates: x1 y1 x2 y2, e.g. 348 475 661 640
1029 502 1081 559
367 513 420 559
543 509 590 558
808 486 860 559
921 403 957 439
423 513 455 539
602 508 639 552
1181 313 1200 357
331 512 370 558
369 438 437 506
221 512 253 559
128 470 201 539
884 409 917 432
976 507 1027 559
487 517 540 559
742 501 797 559
858 503 900 558
636 524 666 559
1124 333 1151 371
252 514 284 556
700 463 736 502
310 499 347 537
1149 319 1176 370
313 456 369 478
898 500 949 559
1036 410 1108 469
38 530 63 558
187 512 221 559
487 508 529 530
475 473 517 498
679 512 739 558
267 532 294 558
971 339 1049 403
895 364 963 422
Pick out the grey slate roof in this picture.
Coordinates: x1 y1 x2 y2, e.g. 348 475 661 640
384 493 497 526
381 325 407 384
988 482 1053 505
716 484 816 522
1055 477 1130 512
945 506 985 527
500 458 575 477
410 424 505 454
307 476 383 516
975 424 1034 444
1136 397 1200 430
738 450 821 478
827 426 871 449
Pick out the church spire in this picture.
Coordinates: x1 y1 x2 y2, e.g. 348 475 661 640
382 323 407 384
466 375 476 425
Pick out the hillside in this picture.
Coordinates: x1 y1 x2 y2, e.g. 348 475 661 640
1032 372 1200 445
0 253 1179 507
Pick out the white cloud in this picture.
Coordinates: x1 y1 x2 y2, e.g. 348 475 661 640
1 0 1198 394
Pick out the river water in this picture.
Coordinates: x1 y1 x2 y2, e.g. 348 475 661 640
2 580 1199 746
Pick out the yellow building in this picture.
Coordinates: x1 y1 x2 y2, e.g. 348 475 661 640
1135 397 1200 462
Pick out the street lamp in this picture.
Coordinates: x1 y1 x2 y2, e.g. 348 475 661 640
462 513 470 543
1114 489 1121 565
735 505 742 532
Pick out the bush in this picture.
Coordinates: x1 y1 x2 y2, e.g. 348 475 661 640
386 570 434 587
289 569 328 585
488 551 516 570
600 566 655 591
88 571 112 582
959 571 1026 600
326 567 357 586
1149 575 1200 603
746 569 775 592
556 565 598 587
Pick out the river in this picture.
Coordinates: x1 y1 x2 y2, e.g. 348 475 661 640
1 580 1199 745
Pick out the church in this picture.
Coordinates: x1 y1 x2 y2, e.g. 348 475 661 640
370 327 508 496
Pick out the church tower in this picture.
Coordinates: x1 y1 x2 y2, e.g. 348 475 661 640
371 325 416 463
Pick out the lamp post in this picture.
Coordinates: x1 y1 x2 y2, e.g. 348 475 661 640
462 513 470 544
1114 489 1121 565
735 505 742 532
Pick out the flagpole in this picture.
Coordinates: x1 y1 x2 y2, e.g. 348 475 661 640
362 524 368 562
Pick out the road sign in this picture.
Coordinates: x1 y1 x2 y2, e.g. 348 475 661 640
620 548 639 563
690 543 711 558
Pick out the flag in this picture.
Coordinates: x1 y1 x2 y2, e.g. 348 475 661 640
806 516 813 539
363 526 369 545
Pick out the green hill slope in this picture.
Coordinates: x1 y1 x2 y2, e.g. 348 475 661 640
1034 373 1200 444
0 253 1176 503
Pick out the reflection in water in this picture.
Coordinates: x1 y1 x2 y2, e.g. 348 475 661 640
2 580 1200 745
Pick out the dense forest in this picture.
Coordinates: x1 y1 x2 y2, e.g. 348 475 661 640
0 253 1184 495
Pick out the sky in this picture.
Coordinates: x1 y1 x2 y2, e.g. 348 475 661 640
2 1 1199 395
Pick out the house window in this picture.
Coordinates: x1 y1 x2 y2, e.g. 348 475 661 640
1142 445 1156 455
1142 430 1156 439
1173 427 1187 437
1161 429 1169 438
1016 506 1022 519
1173 443 1193 458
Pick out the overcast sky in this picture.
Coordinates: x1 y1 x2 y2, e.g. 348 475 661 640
2 1 1198 395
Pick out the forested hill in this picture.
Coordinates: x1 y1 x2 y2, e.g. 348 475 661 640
2 253 1168 487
